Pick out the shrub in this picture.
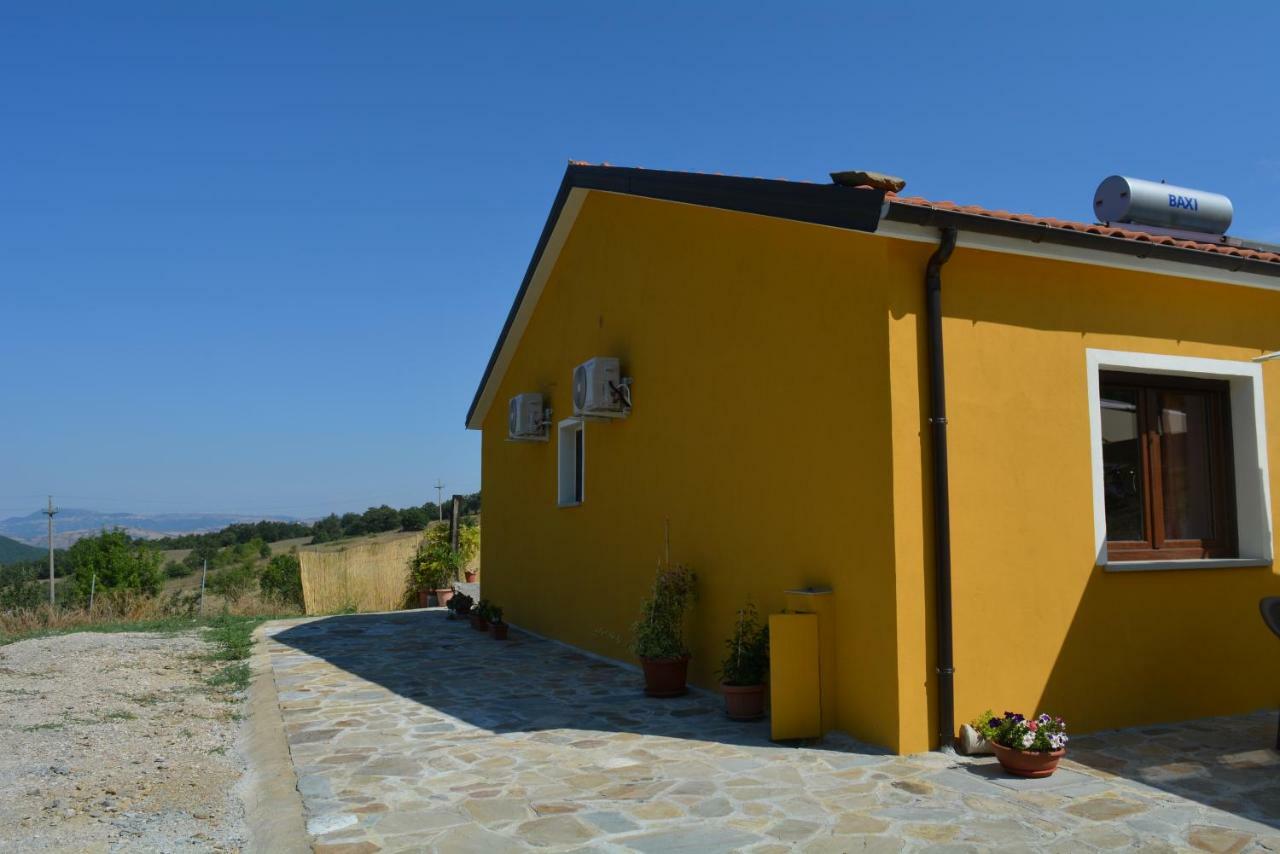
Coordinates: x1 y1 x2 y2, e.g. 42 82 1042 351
68 529 163 601
719 602 769 686
0 563 42 611
258 541 272 559
208 561 258 606
632 563 696 661
450 592 474 615
259 553 303 607
409 538 461 591
164 560 193 579
975 710 1069 752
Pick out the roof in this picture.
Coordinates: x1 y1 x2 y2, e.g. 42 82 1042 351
466 162 1280 429
886 194 1280 266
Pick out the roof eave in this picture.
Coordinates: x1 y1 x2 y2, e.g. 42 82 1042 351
883 201 1280 281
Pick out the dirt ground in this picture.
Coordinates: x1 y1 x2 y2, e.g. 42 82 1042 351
0 631 249 852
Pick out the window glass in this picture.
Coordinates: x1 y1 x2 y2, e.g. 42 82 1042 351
1101 386 1145 542
1158 391 1214 540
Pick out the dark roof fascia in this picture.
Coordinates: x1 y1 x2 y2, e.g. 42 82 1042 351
465 164 886 427
883 201 1280 281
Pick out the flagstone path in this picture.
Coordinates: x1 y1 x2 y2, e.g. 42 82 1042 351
260 610 1280 853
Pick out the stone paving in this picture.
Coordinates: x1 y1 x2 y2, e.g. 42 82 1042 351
261 610 1280 853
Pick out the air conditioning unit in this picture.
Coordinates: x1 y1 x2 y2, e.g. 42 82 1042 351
508 393 548 441
572 357 630 418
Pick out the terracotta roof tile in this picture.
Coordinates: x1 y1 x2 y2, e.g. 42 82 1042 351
885 192 1280 264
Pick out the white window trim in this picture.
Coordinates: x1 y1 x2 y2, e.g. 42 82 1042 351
557 418 584 508
1086 349 1273 571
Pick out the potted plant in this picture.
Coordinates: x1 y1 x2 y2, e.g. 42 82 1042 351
409 545 432 607
718 602 769 720
472 598 493 632
631 524 696 698
431 561 455 610
450 593 474 620
488 605 508 640
976 710 1069 778
460 524 480 583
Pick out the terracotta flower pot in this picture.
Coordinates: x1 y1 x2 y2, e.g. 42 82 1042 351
990 742 1065 778
490 622 508 640
464 570 478 583
721 682 766 720
471 613 489 632
434 588 455 608
640 656 690 697
417 589 432 608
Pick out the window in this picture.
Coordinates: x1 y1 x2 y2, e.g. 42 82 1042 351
1100 371 1236 561
557 419 584 506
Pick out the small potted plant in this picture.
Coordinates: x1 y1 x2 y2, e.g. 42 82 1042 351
432 564 455 610
976 710 1069 778
472 598 493 632
718 602 769 720
450 593 474 620
465 568 478 584
631 527 696 697
488 605 508 640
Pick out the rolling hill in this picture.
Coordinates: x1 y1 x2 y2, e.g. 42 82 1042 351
0 535 45 565
0 509 299 549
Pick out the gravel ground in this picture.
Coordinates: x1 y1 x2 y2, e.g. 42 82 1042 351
0 630 250 852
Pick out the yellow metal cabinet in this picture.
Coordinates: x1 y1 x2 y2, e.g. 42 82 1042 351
768 613 821 740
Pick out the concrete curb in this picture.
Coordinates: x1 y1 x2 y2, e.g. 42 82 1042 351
237 622 311 854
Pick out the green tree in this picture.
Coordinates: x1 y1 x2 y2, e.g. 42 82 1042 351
68 529 163 600
259 553 303 607
339 512 365 537
399 506 428 531
258 540 272 559
208 561 258 606
311 514 342 543
361 505 400 533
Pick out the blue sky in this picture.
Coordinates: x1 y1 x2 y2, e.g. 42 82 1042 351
3 2 1278 519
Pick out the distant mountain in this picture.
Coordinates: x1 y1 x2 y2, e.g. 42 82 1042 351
0 534 46 565
0 509 299 549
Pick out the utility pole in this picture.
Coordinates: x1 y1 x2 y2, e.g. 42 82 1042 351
199 558 208 615
44 496 58 605
434 480 445 521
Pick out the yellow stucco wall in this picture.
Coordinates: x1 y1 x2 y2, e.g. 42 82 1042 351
479 189 1280 754
480 191 905 749
885 241 1280 753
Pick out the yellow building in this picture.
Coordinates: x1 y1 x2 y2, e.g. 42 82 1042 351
465 163 1280 754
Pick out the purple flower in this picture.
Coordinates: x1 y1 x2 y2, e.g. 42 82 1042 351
988 718 1001 729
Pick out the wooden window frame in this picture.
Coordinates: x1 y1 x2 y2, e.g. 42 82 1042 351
1101 370 1238 562
556 418 584 507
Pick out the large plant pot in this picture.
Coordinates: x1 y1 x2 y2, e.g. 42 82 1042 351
464 570 478 583
417 589 431 608
490 622 508 640
990 742 1065 778
640 656 690 698
721 682 766 720
434 588 455 608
